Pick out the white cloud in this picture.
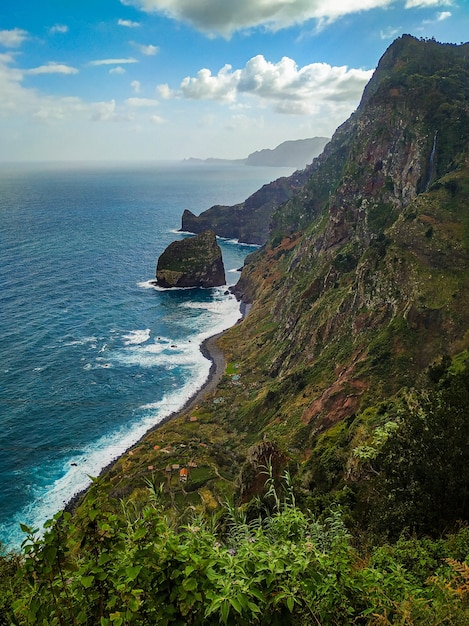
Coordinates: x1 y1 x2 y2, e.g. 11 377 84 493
49 24 69 35
437 10 452 20
405 0 452 7
163 55 373 115
26 62 79 75
121 0 401 36
33 97 87 122
380 26 401 39
179 64 239 102
157 83 172 99
90 100 118 121
131 79 141 93
151 114 165 123
133 43 160 55
118 18 141 27
125 97 159 107
110 66 126 75
0 28 29 47
89 58 138 66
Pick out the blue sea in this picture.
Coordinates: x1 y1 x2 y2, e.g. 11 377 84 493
0 161 293 551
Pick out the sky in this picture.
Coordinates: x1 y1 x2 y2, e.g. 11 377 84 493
0 0 468 162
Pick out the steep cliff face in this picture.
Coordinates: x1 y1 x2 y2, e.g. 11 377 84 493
181 166 316 244
156 230 225 288
226 36 469 441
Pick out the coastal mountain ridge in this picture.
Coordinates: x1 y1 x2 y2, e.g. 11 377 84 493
181 139 329 244
184 136 329 168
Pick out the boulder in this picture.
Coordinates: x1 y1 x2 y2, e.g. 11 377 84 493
156 230 225 288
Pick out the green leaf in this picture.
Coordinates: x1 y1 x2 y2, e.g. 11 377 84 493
89 508 100 521
43 546 57 564
81 575 94 589
220 600 230 624
128 596 140 612
229 597 242 615
183 577 198 592
133 527 147 541
287 595 295 612
125 565 142 581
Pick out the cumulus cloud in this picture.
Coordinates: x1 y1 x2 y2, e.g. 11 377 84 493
405 0 452 7
437 11 452 20
125 97 159 107
90 100 118 121
26 62 79 75
131 79 141 93
0 28 29 47
161 55 373 115
49 24 69 34
118 18 140 27
89 58 138 66
110 66 126 75
133 43 160 55
122 0 443 36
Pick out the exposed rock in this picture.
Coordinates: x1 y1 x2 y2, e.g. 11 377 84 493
156 230 225 288
227 35 469 429
181 170 313 245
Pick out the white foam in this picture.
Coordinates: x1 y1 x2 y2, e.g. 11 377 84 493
122 328 151 346
4 291 242 549
136 280 157 289
171 229 193 236
63 336 98 347
122 329 151 346
218 236 261 248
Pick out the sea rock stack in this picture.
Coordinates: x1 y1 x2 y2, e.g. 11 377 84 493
156 230 226 288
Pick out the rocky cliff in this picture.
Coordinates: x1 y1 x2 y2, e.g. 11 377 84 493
181 168 314 244
156 230 225 288
245 137 330 167
230 36 469 420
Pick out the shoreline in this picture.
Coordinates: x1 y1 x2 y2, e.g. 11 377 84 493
65 327 230 514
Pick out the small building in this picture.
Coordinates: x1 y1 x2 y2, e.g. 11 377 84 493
179 467 188 482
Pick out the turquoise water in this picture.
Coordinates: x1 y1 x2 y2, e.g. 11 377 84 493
0 161 291 550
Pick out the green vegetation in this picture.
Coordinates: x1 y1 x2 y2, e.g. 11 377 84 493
2 470 469 625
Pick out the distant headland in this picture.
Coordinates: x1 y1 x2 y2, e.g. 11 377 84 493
184 136 329 169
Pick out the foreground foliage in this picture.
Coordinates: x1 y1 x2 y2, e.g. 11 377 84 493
1 474 469 625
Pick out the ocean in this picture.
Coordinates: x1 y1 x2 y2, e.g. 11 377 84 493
0 161 293 551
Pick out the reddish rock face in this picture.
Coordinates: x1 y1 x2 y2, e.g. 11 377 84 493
156 230 226 288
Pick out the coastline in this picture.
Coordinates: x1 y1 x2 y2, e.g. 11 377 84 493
65 329 228 513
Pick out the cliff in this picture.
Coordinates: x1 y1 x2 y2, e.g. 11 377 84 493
181 168 314 244
232 35 469 408
245 137 330 167
184 136 329 168
155 230 225 288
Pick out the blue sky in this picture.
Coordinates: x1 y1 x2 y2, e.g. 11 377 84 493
1 0 467 162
